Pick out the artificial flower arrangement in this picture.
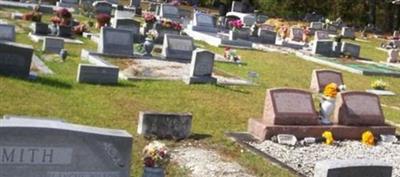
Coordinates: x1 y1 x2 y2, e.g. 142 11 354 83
224 47 241 62
323 83 339 99
72 23 88 35
146 29 159 40
371 79 388 90
361 130 375 146
322 131 334 145
143 141 171 168
228 19 244 31
95 13 111 29
160 19 182 31
143 12 157 24
22 7 42 22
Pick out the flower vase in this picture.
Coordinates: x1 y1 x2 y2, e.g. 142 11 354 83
229 30 238 40
320 99 335 125
143 167 165 177
143 38 154 57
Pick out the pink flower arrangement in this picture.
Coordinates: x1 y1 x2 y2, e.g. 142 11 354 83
143 141 170 168
95 13 111 28
143 12 156 24
160 19 182 31
229 19 244 30
56 8 72 19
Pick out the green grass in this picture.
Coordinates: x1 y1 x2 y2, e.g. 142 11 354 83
1 8 400 177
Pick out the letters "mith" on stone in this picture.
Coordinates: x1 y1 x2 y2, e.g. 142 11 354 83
0 146 72 164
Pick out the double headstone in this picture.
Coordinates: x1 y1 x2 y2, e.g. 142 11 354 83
191 12 217 33
290 28 304 42
0 24 16 42
310 69 344 93
314 159 392 177
0 116 133 177
0 41 33 78
184 49 217 84
42 37 64 54
93 1 113 16
341 27 355 39
98 27 134 56
341 42 360 58
161 34 194 60
111 19 141 42
77 64 119 85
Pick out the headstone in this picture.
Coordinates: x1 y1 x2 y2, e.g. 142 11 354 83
310 22 323 30
77 64 119 85
314 159 392 177
161 34 194 60
231 0 253 13
277 134 297 146
341 42 360 58
333 91 385 126
93 1 113 16
0 41 33 78
341 27 355 39
191 12 217 33
0 116 133 177
98 27 134 56
262 88 320 125
42 37 64 54
129 0 140 7
327 24 337 33
137 111 192 139
0 24 15 42
315 31 330 41
31 22 49 35
185 49 217 84
114 10 136 19
312 40 333 56
258 29 277 44
256 15 268 24
154 23 180 44
231 1 243 12
387 49 399 63
394 30 400 38
158 4 180 22
310 69 344 93
56 0 79 7
57 26 72 38
260 24 275 32
235 28 251 40
290 28 304 42
111 19 141 42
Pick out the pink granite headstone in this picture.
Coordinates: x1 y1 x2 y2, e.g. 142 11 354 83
310 69 344 93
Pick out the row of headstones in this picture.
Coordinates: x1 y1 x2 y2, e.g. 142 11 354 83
31 22 72 37
312 30 360 58
57 0 140 8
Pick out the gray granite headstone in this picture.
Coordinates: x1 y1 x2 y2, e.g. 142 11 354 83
315 31 330 41
312 40 333 56
42 37 64 54
154 23 180 44
98 27 134 56
114 10 135 19
0 24 16 42
192 12 217 33
159 4 180 22
185 49 217 84
258 29 277 44
310 22 323 30
341 42 360 58
57 0 79 7
341 27 355 39
111 19 141 42
137 111 192 139
0 116 133 177
310 69 344 93
314 159 392 177
0 41 33 78
161 34 194 60
93 1 113 15
77 64 119 85
129 0 140 7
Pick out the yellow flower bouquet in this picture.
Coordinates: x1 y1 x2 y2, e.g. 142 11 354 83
371 79 388 90
323 83 338 99
322 131 334 145
361 131 375 146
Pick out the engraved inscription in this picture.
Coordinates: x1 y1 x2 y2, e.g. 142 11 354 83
0 146 73 164
197 15 213 26
318 72 342 88
47 171 120 177
0 28 13 39
273 92 313 113
105 31 131 45
0 53 28 66
168 38 192 51
102 142 125 167
345 95 381 116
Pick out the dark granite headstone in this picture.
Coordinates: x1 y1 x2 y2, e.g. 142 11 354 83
341 42 360 58
315 31 330 41
77 64 119 85
42 37 64 54
0 41 33 78
98 27 134 56
314 159 392 177
161 34 194 60
0 24 15 42
0 116 133 177
158 4 180 22
258 29 277 44
310 69 344 93
129 0 140 7
312 40 333 56
185 49 217 84
111 19 141 42
341 27 355 39
137 111 192 139
192 12 217 33
93 1 113 15
31 22 49 35
57 26 72 38
334 91 385 126
290 28 304 42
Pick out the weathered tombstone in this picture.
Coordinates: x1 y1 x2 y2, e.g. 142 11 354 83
137 111 192 139
158 4 180 22
191 12 217 33
98 27 134 56
161 34 194 60
0 116 133 177
0 41 33 78
315 31 330 41
42 37 64 54
258 29 277 44
387 49 399 63
111 18 141 42
290 28 304 42
314 159 392 177
93 1 113 16
57 26 72 38
333 91 385 126
310 69 344 93
77 64 119 85
0 24 15 42
185 49 217 84
114 10 136 19
341 42 360 58
263 88 320 125
129 0 140 7
341 27 355 39
310 22 323 30
312 40 333 56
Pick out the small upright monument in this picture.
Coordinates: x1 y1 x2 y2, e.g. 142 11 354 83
184 49 217 84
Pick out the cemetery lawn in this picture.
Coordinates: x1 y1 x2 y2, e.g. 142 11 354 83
1 8 400 177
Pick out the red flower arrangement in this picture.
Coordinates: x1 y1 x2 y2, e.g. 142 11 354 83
95 13 111 29
56 8 72 19
229 19 244 31
143 12 156 24
72 23 87 35
160 19 182 31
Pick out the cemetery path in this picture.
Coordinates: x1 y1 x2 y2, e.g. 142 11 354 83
172 147 255 177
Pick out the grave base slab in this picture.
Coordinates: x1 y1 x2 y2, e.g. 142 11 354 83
184 76 217 85
248 118 396 141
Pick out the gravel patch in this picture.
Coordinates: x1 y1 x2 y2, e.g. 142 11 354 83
172 147 255 177
248 140 400 177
